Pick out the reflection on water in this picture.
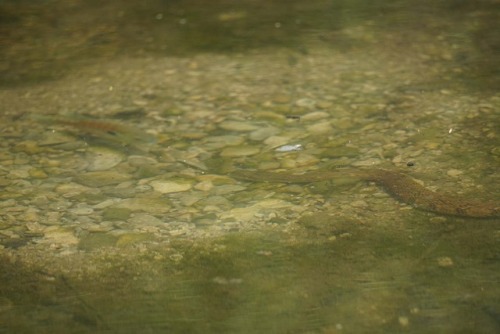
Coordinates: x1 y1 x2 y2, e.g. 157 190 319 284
1 0 499 333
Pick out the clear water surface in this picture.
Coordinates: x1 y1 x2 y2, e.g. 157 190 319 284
0 0 499 333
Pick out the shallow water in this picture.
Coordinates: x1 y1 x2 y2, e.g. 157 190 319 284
1 0 499 333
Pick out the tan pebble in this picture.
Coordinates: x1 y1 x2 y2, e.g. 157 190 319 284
332 117 353 129
29 169 48 179
150 180 192 194
272 104 293 114
258 161 281 170
181 132 206 139
437 256 453 267
392 155 403 164
280 158 298 169
294 153 320 167
22 212 40 222
398 316 409 327
446 169 463 177
55 183 92 195
13 140 41 154
113 197 171 214
301 111 330 122
441 52 453 61
306 121 333 134
316 101 333 109
295 98 316 108
429 216 447 224
218 121 258 132
217 11 247 22
40 159 61 167
194 180 214 191
220 146 260 157
351 200 368 208
169 229 186 236
170 253 184 262
272 94 291 104
41 227 79 246
74 171 132 187
264 136 291 148
409 149 423 157
425 142 440 150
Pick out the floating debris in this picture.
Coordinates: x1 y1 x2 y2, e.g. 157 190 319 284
275 144 303 152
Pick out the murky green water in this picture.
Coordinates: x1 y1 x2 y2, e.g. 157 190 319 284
1 0 499 333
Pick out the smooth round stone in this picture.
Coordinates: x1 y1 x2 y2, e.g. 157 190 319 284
213 185 247 195
295 98 316 108
102 207 131 220
29 168 48 179
55 182 92 195
86 147 124 171
74 171 132 187
13 140 41 154
194 180 214 191
306 121 333 134
280 153 319 169
128 213 164 226
70 207 94 215
263 136 292 148
9 167 30 179
350 200 368 208
272 94 292 104
150 179 193 194
37 132 77 146
113 197 171 214
446 169 463 177
219 199 292 222
333 117 356 130
218 121 258 132
205 135 244 148
249 127 279 141
316 100 333 109
220 146 260 157
128 155 158 167
38 226 79 246
437 256 454 267
258 161 280 170
301 111 330 122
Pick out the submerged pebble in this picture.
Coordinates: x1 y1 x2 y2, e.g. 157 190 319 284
74 171 132 187
86 147 124 171
218 121 259 132
220 146 260 157
150 179 193 194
